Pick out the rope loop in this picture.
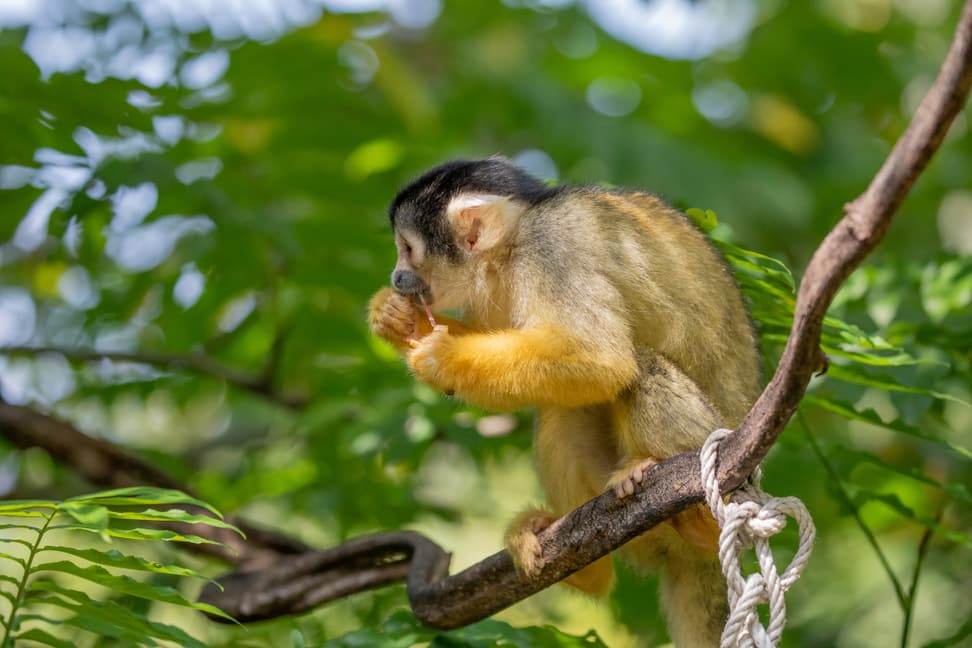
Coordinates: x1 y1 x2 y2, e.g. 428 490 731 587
701 428 816 648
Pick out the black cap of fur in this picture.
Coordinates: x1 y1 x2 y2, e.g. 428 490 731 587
389 158 555 261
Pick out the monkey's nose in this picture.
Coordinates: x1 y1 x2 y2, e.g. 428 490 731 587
392 269 426 296
391 270 410 292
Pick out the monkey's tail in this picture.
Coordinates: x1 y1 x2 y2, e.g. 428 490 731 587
621 525 727 647
660 546 727 648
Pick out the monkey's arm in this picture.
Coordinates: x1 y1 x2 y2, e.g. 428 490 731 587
407 326 637 411
368 287 475 354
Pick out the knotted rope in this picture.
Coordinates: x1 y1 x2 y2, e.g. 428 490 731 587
701 428 816 648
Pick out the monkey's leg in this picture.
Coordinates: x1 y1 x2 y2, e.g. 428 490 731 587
506 405 618 596
609 350 727 647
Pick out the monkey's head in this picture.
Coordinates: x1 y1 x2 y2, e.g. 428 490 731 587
386 158 551 310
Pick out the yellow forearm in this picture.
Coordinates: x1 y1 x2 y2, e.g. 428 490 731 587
409 328 637 411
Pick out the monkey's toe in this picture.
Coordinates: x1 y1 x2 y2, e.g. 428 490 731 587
609 458 660 499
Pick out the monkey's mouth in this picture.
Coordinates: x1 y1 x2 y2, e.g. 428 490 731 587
408 281 434 308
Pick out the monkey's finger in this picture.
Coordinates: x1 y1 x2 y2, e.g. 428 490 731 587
407 338 421 349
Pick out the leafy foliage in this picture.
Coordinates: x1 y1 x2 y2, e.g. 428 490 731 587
0 487 237 647
0 1 970 646
324 610 608 648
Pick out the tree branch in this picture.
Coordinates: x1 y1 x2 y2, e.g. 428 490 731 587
0 403 309 565
199 531 451 622
719 0 972 490
1 345 307 410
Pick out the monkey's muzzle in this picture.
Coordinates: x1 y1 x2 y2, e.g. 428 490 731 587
391 269 433 304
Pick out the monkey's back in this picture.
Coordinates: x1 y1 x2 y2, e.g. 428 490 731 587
519 188 760 426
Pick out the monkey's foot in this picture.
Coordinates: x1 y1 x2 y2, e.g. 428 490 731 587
505 509 557 579
609 457 660 498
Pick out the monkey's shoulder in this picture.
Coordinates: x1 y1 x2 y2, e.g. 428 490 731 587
522 186 705 257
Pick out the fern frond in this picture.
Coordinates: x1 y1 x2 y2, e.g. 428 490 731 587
0 486 239 647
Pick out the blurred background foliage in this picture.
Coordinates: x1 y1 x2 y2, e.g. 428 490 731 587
0 0 970 646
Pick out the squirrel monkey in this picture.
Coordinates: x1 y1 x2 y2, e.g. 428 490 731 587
368 158 760 647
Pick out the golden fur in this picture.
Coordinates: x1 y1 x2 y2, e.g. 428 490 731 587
369 186 760 647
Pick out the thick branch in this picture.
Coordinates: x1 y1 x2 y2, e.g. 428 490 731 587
1 346 307 410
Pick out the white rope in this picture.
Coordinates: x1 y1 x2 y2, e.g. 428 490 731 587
701 428 816 648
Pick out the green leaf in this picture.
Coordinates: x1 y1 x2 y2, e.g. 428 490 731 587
36 545 213 581
325 610 608 648
11 628 75 648
107 508 242 534
58 502 109 530
0 511 48 520
819 344 929 368
827 443 972 505
850 488 972 548
685 207 718 232
0 501 57 513
26 561 235 621
825 365 972 407
50 524 225 546
0 589 17 607
803 395 972 459
65 487 223 518
344 138 405 180
717 240 796 289
0 524 43 536
923 614 972 648
0 537 36 549
28 582 209 648
0 550 26 568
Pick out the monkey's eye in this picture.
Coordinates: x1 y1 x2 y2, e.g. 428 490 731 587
404 243 413 256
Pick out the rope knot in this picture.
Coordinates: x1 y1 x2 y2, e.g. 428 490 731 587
701 428 816 648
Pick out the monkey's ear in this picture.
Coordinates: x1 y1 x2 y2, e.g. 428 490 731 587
446 193 525 253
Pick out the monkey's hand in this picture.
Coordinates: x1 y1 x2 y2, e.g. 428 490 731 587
505 509 557 580
406 326 456 394
368 287 422 352
506 509 616 594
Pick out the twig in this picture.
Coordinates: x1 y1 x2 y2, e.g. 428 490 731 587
799 415 907 608
902 509 943 648
0 345 307 410
199 531 451 622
